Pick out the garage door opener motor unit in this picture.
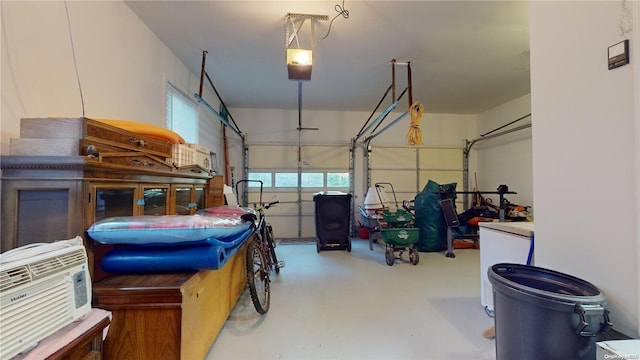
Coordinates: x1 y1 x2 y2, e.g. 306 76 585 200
0 236 92 359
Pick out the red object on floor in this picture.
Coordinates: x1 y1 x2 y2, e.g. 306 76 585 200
359 227 370 239
453 239 476 249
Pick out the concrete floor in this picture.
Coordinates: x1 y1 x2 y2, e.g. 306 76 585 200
205 238 495 360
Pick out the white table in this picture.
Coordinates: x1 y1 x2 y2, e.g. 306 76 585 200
479 221 534 312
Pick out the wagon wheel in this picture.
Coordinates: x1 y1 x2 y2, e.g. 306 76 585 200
347 238 352 252
409 248 420 265
385 248 395 266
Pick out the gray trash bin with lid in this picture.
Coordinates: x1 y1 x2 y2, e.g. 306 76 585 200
313 191 352 252
489 263 612 360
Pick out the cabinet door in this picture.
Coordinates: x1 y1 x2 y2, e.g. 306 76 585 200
88 184 138 225
172 185 206 215
1 179 83 251
141 184 170 216
173 185 195 215
194 186 205 212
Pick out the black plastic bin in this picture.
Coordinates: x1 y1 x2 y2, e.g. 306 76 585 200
313 192 352 253
489 263 612 360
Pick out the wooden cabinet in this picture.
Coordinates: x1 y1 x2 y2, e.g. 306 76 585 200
92 242 248 360
3 119 234 359
0 156 221 281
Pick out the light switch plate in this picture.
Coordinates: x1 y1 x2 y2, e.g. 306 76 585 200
608 39 629 70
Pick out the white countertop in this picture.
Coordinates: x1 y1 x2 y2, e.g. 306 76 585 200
478 221 534 237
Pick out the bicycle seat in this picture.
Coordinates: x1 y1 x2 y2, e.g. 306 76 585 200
241 213 257 223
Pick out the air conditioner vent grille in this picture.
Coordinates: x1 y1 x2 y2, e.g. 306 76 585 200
0 266 32 292
0 279 71 359
29 249 86 277
0 237 91 360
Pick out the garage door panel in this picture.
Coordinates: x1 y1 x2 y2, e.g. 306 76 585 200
248 143 350 239
267 191 298 206
371 147 417 169
269 217 298 239
301 145 349 168
300 216 315 238
300 200 315 214
249 145 298 168
272 202 298 216
393 191 418 204
419 170 463 188
370 170 417 192
419 148 462 169
301 193 317 202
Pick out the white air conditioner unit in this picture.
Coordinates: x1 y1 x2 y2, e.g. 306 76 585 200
0 236 92 360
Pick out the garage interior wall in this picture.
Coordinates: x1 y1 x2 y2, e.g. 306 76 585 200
8 0 638 339
0 1 225 162
530 1 639 337
476 94 532 207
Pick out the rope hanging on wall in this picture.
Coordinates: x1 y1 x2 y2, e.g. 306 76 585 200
406 102 424 145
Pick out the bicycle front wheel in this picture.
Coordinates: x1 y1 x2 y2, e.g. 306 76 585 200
245 239 270 314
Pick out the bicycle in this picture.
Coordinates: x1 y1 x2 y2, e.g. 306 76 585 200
236 179 284 314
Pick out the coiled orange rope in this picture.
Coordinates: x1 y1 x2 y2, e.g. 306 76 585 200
406 102 424 145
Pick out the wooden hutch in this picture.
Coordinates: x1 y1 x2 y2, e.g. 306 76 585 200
1 118 245 359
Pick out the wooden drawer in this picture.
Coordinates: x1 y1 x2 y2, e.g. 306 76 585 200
20 118 172 158
80 139 174 172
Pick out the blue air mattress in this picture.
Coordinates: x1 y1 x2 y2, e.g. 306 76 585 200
88 214 252 246
100 229 252 273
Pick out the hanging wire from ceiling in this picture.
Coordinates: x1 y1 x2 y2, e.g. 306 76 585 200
321 0 349 40
63 0 85 118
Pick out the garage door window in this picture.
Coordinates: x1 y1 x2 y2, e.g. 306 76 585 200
250 171 349 189
327 173 349 187
301 173 323 187
248 172 272 187
274 173 296 187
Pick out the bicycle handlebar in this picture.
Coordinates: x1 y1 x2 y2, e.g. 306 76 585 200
265 199 280 209
235 179 280 210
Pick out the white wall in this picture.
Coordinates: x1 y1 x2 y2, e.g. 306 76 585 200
636 0 640 338
476 94 532 208
530 1 639 336
0 1 224 162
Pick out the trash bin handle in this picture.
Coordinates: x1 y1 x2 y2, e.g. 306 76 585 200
574 304 612 337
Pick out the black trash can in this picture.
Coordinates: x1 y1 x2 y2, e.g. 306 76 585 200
313 192 352 252
489 263 612 360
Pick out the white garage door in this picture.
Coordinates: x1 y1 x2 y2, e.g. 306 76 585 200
369 146 464 208
245 144 351 239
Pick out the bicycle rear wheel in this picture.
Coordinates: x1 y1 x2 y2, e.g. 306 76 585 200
245 238 270 314
265 224 280 274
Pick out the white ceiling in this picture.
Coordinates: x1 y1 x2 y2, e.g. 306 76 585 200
125 1 530 114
